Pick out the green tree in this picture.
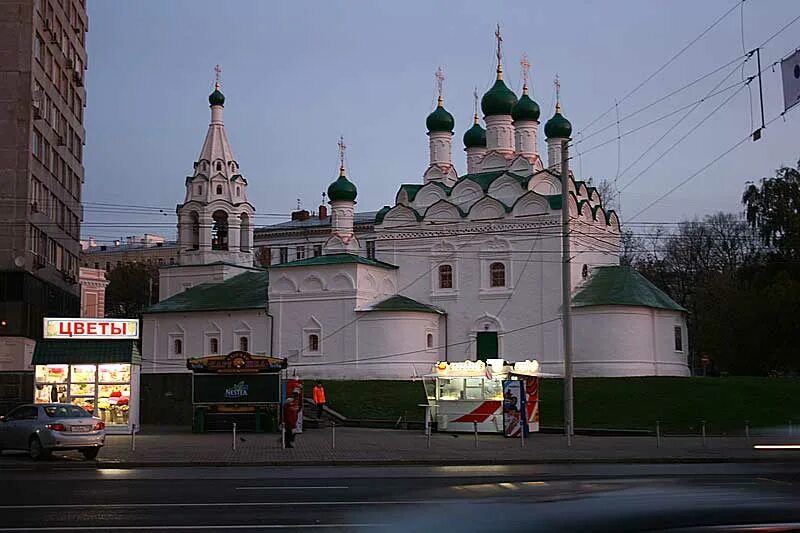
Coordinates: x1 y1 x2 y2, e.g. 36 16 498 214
742 158 800 259
105 263 158 318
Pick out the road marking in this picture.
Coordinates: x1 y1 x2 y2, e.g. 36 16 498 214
754 444 800 450
235 486 349 491
0 499 461 510
0 524 385 531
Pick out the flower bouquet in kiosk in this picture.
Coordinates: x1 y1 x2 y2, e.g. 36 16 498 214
423 359 550 435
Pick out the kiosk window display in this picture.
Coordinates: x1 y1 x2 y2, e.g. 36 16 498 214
34 363 134 427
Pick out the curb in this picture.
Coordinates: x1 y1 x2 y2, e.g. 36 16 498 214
3 455 799 470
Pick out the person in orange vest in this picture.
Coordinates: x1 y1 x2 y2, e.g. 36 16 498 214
312 381 326 419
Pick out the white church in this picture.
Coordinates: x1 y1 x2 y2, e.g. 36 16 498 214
141 50 690 382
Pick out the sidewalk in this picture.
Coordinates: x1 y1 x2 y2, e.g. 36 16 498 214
24 426 799 467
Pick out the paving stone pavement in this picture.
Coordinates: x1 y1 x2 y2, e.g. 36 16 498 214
78 425 800 466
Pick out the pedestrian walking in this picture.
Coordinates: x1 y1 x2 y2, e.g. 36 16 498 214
283 388 301 448
312 381 327 420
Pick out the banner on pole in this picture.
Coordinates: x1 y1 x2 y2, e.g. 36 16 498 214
781 50 800 112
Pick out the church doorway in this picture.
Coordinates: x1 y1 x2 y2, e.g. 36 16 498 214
476 331 498 361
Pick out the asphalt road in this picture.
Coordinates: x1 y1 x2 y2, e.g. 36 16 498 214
1 463 799 532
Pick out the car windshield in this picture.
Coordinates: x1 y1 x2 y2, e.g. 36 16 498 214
43 405 89 418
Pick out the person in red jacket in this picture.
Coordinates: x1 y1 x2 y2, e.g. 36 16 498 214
283 388 301 448
312 381 326 419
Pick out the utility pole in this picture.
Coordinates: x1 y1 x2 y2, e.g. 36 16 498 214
560 138 574 447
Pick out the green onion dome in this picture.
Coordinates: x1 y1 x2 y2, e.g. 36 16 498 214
375 205 391 224
511 86 540 121
463 116 487 148
327 168 358 202
426 97 455 132
544 105 572 139
209 87 225 106
481 70 518 116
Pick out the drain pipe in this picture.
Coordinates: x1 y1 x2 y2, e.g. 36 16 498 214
443 313 448 362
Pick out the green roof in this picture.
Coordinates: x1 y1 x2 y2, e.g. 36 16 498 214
270 253 398 270
426 102 455 132
572 266 686 312
145 271 268 314
360 295 445 314
209 88 225 106
327 173 358 202
33 340 141 365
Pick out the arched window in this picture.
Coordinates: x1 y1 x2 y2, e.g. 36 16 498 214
426 333 433 349
490 262 506 288
216 162 222 172
308 334 320 352
209 338 219 354
197 185 202 195
236 186 240 196
240 213 251 252
189 211 200 250
438 264 453 289
211 210 229 250
173 339 182 355
582 264 589 279
202 161 208 171
239 336 249 352
216 185 223 195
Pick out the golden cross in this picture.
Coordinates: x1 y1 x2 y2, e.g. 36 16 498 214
520 53 531 88
494 24 503 67
554 73 561 110
473 87 479 118
214 64 222 90
435 66 445 102
337 136 346 172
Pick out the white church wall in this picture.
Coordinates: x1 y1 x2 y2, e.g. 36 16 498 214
141 309 271 375
572 305 689 377
377 220 564 367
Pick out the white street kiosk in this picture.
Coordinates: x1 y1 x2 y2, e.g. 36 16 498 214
423 359 547 435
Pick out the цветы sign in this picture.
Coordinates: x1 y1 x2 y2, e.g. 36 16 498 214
43 318 140 340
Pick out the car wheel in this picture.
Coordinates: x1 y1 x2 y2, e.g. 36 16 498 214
81 447 100 460
29 437 50 461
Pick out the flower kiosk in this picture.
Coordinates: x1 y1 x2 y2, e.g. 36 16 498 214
32 318 141 434
423 359 546 436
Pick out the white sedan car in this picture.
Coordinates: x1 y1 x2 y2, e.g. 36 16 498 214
0 403 105 460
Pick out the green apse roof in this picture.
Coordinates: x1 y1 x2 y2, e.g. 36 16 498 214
544 109 572 139
271 253 398 270
145 271 268 314
463 120 487 148
481 74 518 116
327 173 358 202
572 266 686 312
361 295 446 314
426 101 455 132
374 205 392 224
33 340 141 365
209 88 225 106
511 92 541 122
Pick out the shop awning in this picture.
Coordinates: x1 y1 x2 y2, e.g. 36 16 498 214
32 340 141 365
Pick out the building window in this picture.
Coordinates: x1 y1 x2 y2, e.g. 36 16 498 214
438 264 453 289
296 246 306 260
211 210 229 250
189 211 200 250
239 336 249 352
366 240 376 259
197 186 202 195
426 333 434 349
313 245 322 257
105 262 110 271
93 262 99 269
582 264 589 279
158 258 164 265
279 247 288 263
174 339 183 355
209 338 219 354
236 186 240 196
308 334 320 353
216 162 222 172
216 185 223 195
674 326 683 352
490 262 506 288
169 257 175 265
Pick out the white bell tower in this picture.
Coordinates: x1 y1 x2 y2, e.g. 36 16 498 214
177 66 255 267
